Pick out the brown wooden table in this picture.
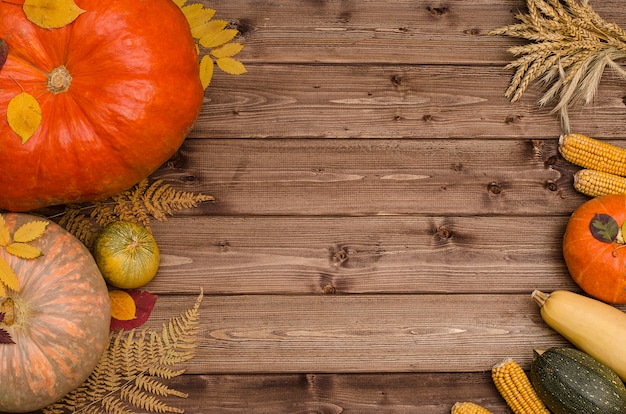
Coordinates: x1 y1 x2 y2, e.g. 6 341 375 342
22 0 626 412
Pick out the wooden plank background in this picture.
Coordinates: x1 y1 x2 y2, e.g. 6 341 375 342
12 0 626 413
147 0 626 412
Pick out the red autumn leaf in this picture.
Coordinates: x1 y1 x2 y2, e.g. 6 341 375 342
0 39 7 71
0 312 15 344
110 290 157 331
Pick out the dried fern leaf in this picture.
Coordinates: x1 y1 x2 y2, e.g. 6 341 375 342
90 202 117 229
48 178 213 242
43 291 204 414
135 374 189 398
491 0 626 133
120 385 184 414
143 179 214 222
57 205 99 248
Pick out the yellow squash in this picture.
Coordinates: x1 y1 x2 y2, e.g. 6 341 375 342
532 290 626 381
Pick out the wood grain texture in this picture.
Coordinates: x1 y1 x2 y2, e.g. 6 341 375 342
213 0 626 65
146 294 571 374
142 0 626 410
161 373 508 413
154 138 590 216
149 215 577 295
14 0 626 412
196 65 626 139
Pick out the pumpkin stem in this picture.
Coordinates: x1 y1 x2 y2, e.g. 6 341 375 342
0 297 14 326
47 65 72 94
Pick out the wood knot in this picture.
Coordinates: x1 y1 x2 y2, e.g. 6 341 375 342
544 155 558 167
322 284 336 294
333 248 349 264
488 182 502 194
235 18 254 35
435 225 452 240
427 6 449 17
505 114 522 124
390 74 403 87
545 181 558 192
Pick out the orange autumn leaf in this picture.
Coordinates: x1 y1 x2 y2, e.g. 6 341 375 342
109 290 157 330
7 91 42 144
109 290 136 321
23 0 85 29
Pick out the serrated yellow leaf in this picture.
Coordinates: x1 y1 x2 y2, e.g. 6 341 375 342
211 42 244 59
23 0 85 29
109 290 136 321
173 0 186 7
6 243 42 260
7 92 42 144
0 216 9 247
194 19 228 40
182 4 217 39
0 257 19 293
217 57 247 75
199 55 214 90
200 28 238 48
13 220 49 243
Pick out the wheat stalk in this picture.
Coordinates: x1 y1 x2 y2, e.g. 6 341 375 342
491 0 626 133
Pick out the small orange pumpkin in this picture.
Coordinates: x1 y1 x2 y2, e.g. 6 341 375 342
0 0 204 212
0 213 110 412
563 194 626 304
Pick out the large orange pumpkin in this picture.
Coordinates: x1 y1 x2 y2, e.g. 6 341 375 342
563 194 626 304
0 213 110 412
0 0 204 212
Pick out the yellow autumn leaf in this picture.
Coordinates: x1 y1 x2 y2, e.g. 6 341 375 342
23 0 85 29
13 220 49 243
7 92 42 144
199 55 214 90
0 257 20 293
182 3 217 39
0 216 9 247
109 290 136 321
173 0 186 7
6 242 42 260
200 28 238 49
194 19 228 40
217 57 247 75
211 42 244 59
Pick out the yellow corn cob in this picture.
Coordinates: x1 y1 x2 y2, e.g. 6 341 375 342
492 358 550 414
451 401 492 414
573 169 626 197
559 133 626 176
